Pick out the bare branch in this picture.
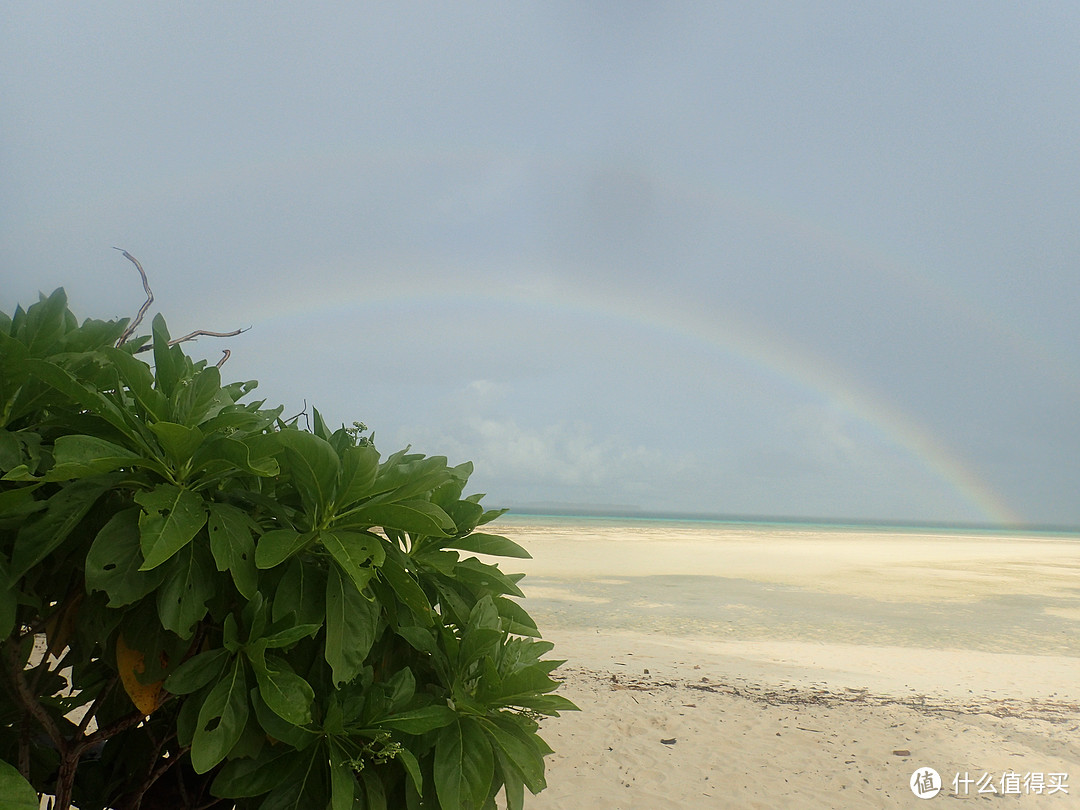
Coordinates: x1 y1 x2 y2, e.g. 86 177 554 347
3 641 67 754
167 327 249 345
216 349 231 368
113 248 154 347
133 327 250 354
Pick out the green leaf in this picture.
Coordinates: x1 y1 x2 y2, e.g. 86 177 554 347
0 758 39 810
324 563 379 686
193 436 280 477
250 649 315 726
48 434 142 479
335 443 380 506
328 741 356 810
255 529 310 569
172 364 227 425
151 313 183 398
249 688 319 750
482 718 547 794
191 656 249 774
98 346 169 421
136 484 208 570
85 507 167 606
149 421 204 466
453 558 526 598
276 429 340 518
259 622 320 649
259 745 326 810
376 704 455 735
446 532 531 559
397 747 424 797
378 552 433 624
272 558 326 627
165 647 231 695
156 540 215 637
207 502 258 598
211 747 297 798
343 500 455 537
11 477 112 578
321 530 384 592
435 718 494 810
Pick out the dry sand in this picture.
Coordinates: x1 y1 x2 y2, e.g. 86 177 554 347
493 520 1080 808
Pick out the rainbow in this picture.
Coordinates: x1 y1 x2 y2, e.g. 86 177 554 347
189 147 1038 525
252 281 1022 527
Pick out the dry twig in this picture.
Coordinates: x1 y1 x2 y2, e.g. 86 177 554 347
114 248 153 347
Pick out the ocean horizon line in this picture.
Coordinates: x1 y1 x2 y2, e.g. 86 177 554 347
500 507 1080 537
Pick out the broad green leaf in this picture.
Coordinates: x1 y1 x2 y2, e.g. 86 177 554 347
249 688 319 750
136 484 208 570
156 540 215 638
453 558 526 598
0 758 39 810
0 429 21 471
397 747 424 797
85 507 166 606
18 287 68 356
21 357 136 440
435 718 494 810
372 454 454 502
191 657 249 774
211 747 297 798
360 769 388 810
483 719 547 794
258 745 326 810
443 498 484 535
255 529 310 569
335 443 380 506
496 750 526 810
324 563 379 686
48 434 143 479
172 364 226 425
343 500 455 537
276 429 340 518
165 647 230 695
328 741 356 810
207 502 258 598
151 313 183 398
446 532 531 559
259 622 320 649
149 421 203 466
321 530 384 593
193 436 279 477
98 346 169 421
385 666 416 712
250 648 315 726
272 558 326 627
11 477 111 578
492 596 540 637
376 704 455 735
378 551 432 624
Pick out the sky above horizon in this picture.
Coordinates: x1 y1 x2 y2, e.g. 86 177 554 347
3 4 1079 526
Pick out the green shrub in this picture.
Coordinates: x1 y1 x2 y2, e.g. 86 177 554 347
0 288 574 809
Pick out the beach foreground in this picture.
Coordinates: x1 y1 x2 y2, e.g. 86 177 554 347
494 519 1080 808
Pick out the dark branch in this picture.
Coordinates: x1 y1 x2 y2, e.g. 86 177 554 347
114 248 154 347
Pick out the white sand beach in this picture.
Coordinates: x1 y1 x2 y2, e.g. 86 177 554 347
495 519 1080 808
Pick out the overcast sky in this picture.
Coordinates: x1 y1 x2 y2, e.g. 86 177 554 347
3 3 1079 526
